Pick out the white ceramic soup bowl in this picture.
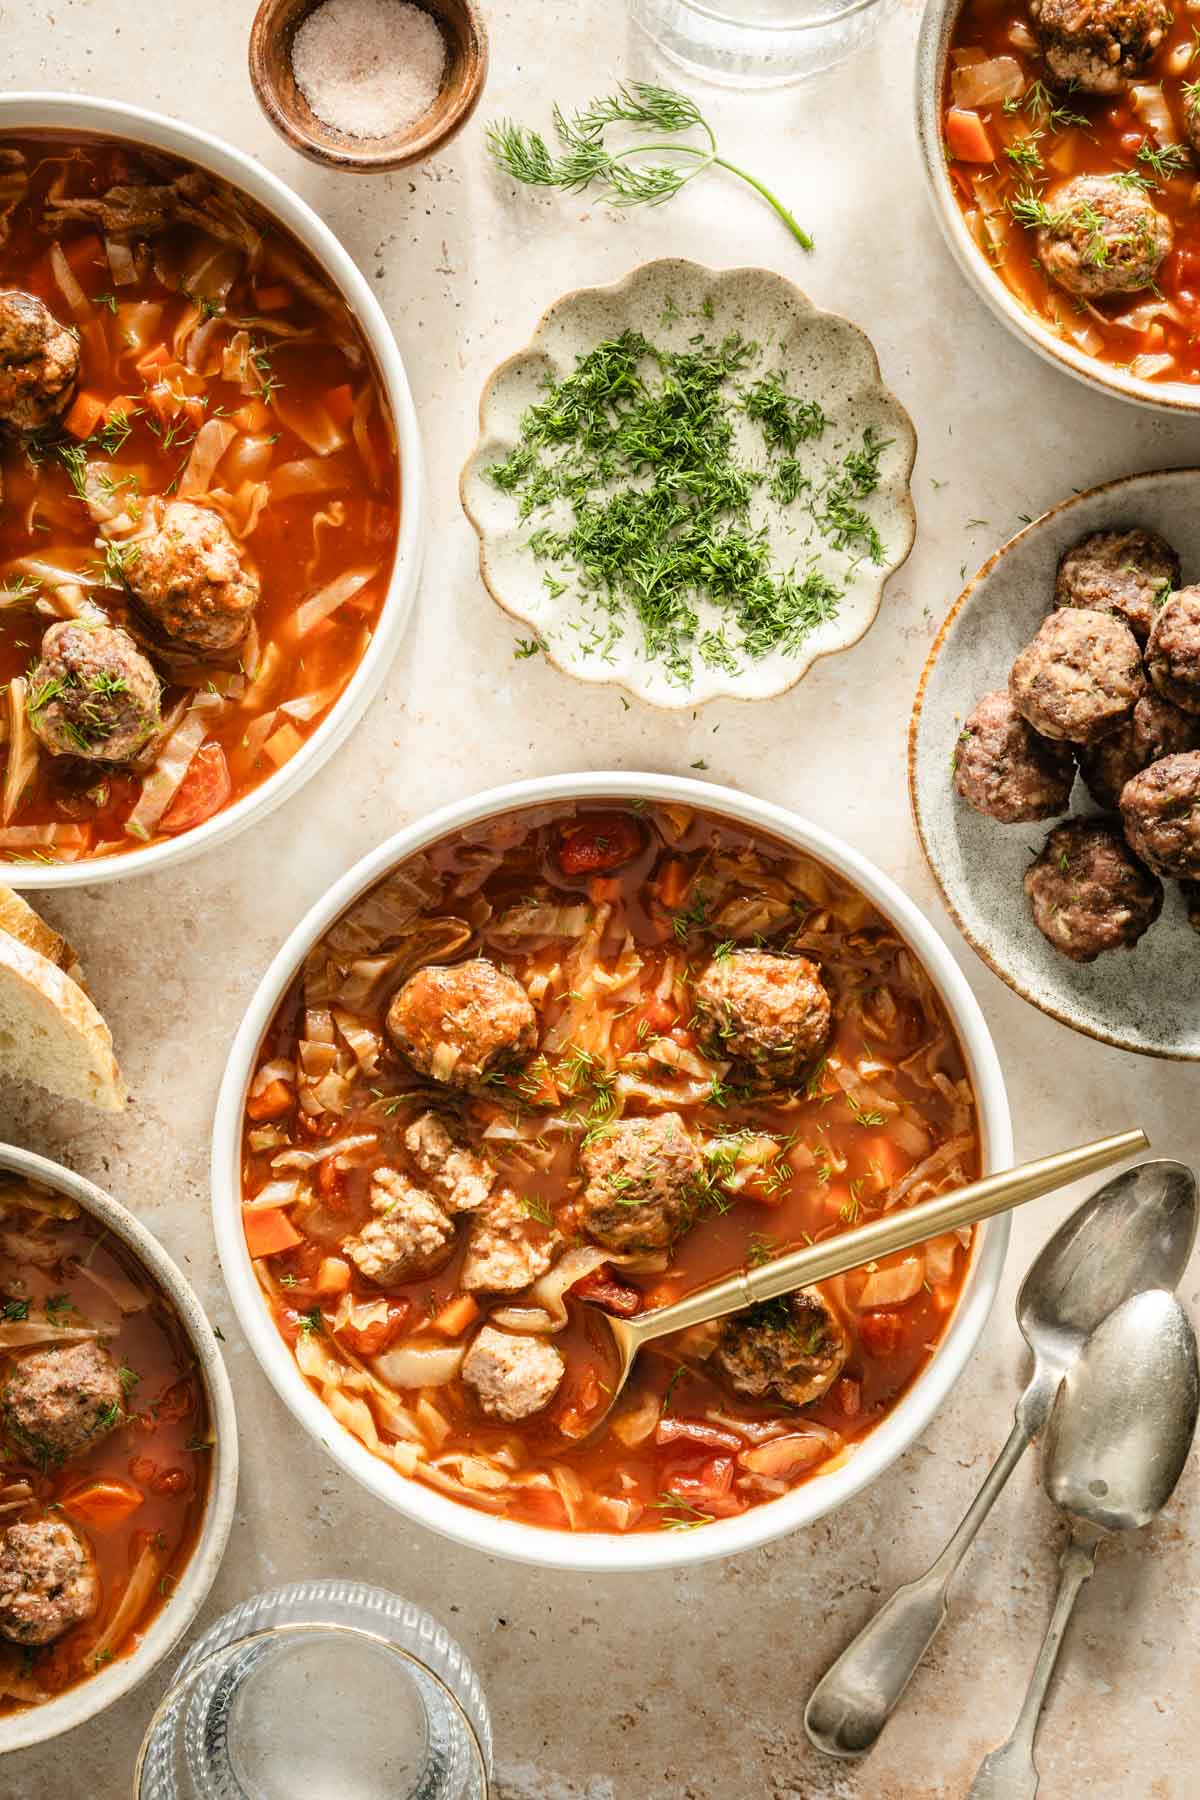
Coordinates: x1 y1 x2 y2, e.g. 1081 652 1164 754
0 92 425 890
212 773 1013 1573
0 1142 238 1754
915 0 1200 415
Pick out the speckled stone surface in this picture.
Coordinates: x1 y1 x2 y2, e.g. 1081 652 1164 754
1 2 1198 1795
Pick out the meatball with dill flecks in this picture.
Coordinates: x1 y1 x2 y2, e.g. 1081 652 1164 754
1120 751 1200 878
1023 819 1162 962
0 1517 98 1646
1009 608 1144 745
0 289 79 434
1029 0 1171 94
387 958 538 1091
1035 176 1171 301
1 1339 124 1463
953 690 1076 823
125 500 259 655
1146 587 1200 715
579 1112 701 1252
1054 527 1180 641
692 948 830 1083
27 621 161 763
710 1289 850 1409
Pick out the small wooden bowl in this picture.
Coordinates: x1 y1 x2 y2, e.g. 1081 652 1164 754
249 0 489 172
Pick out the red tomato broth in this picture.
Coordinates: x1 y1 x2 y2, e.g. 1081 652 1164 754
241 801 980 1535
0 132 398 865
0 1180 211 1713
942 2 1200 382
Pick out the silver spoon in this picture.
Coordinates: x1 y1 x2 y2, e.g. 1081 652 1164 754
968 1287 1199 1799
804 1158 1197 1758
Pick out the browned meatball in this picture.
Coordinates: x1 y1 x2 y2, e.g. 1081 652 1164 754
709 1290 850 1409
1120 751 1200 878
1054 527 1179 641
2 1339 123 1463
1146 587 1200 715
26 621 161 762
1029 0 1171 92
1035 176 1171 300
579 1112 701 1252
1078 691 1200 808
0 289 79 433
126 500 259 654
953 690 1075 823
1010 609 1144 745
0 1518 98 1646
692 949 830 1082
1023 820 1162 962
387 958 537 1090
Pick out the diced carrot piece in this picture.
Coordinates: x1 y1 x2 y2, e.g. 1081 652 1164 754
431 1293 479 1338
315 1256 352 1297
859 1310 906 1358
316 1157 346 1201
658 857 690 908
254 282 294 312
245 1078 293 1121
518 1057 560 1107
62 391 107 440
588 875 622 904
160 743 231 835
242 1206 303 1258
945 107 996 164
324 382 355 426
61 1478 145 1529
862 1134 908 1194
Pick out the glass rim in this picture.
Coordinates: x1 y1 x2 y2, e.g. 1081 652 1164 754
131 1619 491 1799
660 0 886 30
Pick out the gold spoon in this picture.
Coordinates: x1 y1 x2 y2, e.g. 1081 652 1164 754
576 1127 1148 1439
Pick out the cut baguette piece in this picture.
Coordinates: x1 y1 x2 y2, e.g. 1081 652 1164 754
0 929 127 1111
0 886 84 985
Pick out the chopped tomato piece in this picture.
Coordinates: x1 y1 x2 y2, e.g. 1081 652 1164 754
242 1206 303 1258
570 1266 641 1317
555 811 644 876
662 1455 745 1517
944 107 996 163
61 1477 145 1529
160 742 231 834
654 1417 742 1452
859 1310 906 1358
150 1467 190 1497
129 1456 157 1483
245 1078 293 1122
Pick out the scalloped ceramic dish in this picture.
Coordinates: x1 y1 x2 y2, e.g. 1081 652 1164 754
460 259 916 710
910 468 1200 1062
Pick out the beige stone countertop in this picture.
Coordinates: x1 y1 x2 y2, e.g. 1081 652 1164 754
2 0 1198 1794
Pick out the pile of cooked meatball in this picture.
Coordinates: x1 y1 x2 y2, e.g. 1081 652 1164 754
340 925 840 1427
1015 0 1177 306
953 524 1200 962
0 284 260 775
0 1339 123 1649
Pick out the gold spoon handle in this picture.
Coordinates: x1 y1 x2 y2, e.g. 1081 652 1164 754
623 1128 1149 1349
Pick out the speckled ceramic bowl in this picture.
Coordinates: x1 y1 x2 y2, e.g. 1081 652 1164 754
0 1143 238 1754
916 0 1200 415
910 468 1200 1062
460 259 916 709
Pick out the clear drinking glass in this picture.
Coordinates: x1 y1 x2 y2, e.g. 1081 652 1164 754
628 0 891 85
134 1580 492 1800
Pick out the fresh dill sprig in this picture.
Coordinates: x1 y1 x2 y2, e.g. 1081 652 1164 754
487 82 813 251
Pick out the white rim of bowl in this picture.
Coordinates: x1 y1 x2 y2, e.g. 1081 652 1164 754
212 772 1013 1574
0 1142 239 1754
913 5 1200 416
0 92 426 889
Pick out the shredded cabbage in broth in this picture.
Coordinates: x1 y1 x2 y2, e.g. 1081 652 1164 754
241 801 981 1536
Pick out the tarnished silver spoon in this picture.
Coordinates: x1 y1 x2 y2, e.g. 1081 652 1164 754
968 1287 1199 1798
804 1158 1197 1758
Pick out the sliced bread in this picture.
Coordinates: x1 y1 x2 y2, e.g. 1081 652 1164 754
0 886 84 985
0 928 127 1112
